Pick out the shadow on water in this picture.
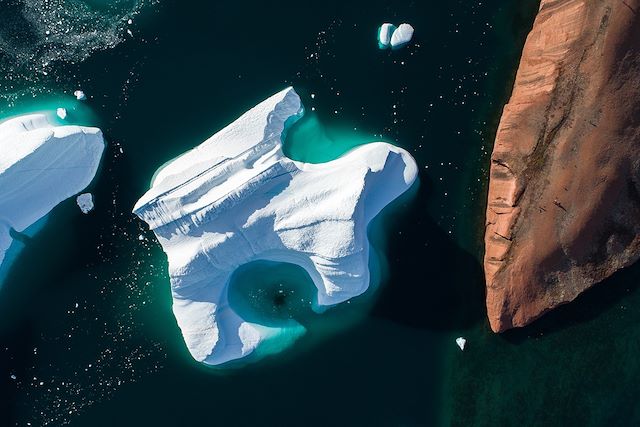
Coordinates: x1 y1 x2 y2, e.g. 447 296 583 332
503 259 640 344
371 171 487 332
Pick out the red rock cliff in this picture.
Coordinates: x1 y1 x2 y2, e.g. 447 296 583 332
484 0 640 332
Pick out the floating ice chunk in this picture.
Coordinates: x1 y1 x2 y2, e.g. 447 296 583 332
76 193 94 214
133 87 418 366
56 108 67 120
74 90 87 101
456 337 467 351
378 23 396 49
138 234 145 241
0 114 105 269
390 23 414 49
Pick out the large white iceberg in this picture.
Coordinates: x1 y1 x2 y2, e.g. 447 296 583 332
0 114 105 270
133 87 418 366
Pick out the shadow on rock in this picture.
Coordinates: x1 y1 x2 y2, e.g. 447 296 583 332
502 259 640 344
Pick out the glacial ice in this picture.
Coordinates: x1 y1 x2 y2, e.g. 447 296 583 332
56 108 67 120
390 23 414 49
0 113 105 269
76 193 95 214
133 87 418 366
74 90 87 101
378 23 396 48
456 337 467 351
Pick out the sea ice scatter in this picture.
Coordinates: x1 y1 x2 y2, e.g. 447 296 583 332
76 193 95 214
134 87 418 366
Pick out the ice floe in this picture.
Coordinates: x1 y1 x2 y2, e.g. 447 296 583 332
76 193 95 214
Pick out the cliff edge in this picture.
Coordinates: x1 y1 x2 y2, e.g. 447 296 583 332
484 0 640 332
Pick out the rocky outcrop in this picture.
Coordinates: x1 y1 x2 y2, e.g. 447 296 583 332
484 0 640 332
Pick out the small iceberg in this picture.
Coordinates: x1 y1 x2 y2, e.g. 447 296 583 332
391 23 414 49
378 23 415 50
74 90 87 101
378 23 396 49
56 108 67 120
134 87 418 366
76 193 95 214
456 337 467 351
0 114 105 269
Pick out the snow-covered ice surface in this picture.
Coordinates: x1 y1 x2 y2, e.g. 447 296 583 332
76 193 95 213
390 23 414 49
378 23 396 48
134 87 418 366
0 114 105 271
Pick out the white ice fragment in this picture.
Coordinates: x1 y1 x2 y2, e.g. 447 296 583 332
133 87 418 366
138 234 145 241
10 374 16 380
390 23 414 49
74 90 87 101
56 108 67 120
76 193 94 214
456 337 466 351
0 114 105 269
378 23 396 48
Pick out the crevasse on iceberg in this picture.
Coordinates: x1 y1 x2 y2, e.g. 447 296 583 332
0 114 105 269
134 87 418 365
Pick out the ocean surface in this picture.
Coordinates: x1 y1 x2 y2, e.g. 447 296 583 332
3 0 639 426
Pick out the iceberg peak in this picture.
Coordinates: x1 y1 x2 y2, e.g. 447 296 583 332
134 87 418 366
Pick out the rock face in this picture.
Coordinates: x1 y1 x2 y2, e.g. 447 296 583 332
134 87 418 365
0 114 105 269
484 0 640 332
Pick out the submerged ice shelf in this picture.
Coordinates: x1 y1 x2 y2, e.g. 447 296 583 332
134 87 418 366
0 113 105 270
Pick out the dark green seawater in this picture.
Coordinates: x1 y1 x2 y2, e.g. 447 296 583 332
3 1 638 426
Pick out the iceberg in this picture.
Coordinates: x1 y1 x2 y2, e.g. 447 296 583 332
390 23 414 49
378 23 396 49
76 193 95 214
133 87 418 366
56 108 67 120
74 90 87 101
456 337 467 351
0 114 105 269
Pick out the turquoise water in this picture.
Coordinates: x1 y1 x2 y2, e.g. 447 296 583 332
4 1 637 426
